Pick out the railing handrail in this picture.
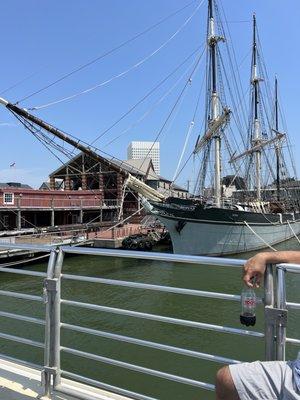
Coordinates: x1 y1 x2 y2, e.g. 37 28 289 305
62 246 247 267
276 263 300 273
2 241 300 271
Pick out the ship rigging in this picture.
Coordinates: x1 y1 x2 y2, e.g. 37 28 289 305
0 0 299 256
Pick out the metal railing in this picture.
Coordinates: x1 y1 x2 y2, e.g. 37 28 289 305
0 243 299 400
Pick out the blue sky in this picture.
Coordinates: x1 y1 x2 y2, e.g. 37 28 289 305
0 0 299 188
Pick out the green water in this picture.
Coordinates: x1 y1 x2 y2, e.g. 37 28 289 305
0 239 300 400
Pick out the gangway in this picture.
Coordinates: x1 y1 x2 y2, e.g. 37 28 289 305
0 243 299 399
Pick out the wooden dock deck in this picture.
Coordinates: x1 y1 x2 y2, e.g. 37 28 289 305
0 223 155 259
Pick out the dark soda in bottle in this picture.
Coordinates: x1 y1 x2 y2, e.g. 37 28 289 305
240 286 256 326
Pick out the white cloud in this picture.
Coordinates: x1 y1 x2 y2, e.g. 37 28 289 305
0 168 48 189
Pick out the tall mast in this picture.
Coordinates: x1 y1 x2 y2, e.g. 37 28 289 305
275 76 280 201
193 0 230 198
252 14 262 200
208 0 221 207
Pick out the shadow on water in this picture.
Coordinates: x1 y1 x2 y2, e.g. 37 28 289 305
0 237 299 399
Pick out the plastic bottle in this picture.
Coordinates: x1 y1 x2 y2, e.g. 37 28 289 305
240 286 257 326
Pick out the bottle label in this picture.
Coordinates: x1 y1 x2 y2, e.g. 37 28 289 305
244 298 256 306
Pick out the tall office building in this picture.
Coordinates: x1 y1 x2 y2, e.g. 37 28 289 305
127 141 160 174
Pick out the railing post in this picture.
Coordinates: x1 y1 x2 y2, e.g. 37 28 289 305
276 266 287 361
264 263 275 361
264 264 288 362
42 248 64 397
43 249 58 397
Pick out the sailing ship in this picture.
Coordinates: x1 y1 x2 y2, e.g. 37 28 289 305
149 1 300 255
0 0 300 256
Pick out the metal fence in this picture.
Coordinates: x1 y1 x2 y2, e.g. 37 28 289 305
0 243 299 400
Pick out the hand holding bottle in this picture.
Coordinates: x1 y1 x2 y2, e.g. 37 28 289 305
243 253 268 288
240 283 257 327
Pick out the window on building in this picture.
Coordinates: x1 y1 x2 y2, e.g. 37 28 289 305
3 193 14 204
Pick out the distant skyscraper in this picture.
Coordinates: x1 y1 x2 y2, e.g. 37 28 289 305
127 141 160 174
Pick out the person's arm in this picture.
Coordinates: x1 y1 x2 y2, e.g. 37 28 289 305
243 251 300 287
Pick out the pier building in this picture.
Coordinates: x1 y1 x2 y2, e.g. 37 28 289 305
0 152 188 232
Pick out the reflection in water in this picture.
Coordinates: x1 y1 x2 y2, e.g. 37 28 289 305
0 238 299 399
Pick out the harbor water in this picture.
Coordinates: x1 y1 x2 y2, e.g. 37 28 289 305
0 239 300 400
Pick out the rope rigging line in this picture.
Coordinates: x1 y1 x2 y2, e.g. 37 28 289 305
250 34 294 190
173 152 195 187
272 81 297 183
0 68 46 96
261 148 277 185
104 54 201 148
172 121 195 183
12 111 73 165
9 104 177 234
243 221 277 251
189 112 206 194
117 177 130 222
135 50 204 175
224 155 247 191
15 77 199 231
11 103 158 188
256 42 291 185
287 221 300 246
11 110 153 231
9 100 156 179
216 1 249 132
276 87 297 179
288 221 300 244
15 0 199 105
217 48 247 149
93 206 146 238
27 0 205 111
171 58 206 183
92 45 203 145
194 142 212 195
223 130 247 180
16 78 207 182
6 44 204 231
10 111 114 210
256 30 275 115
